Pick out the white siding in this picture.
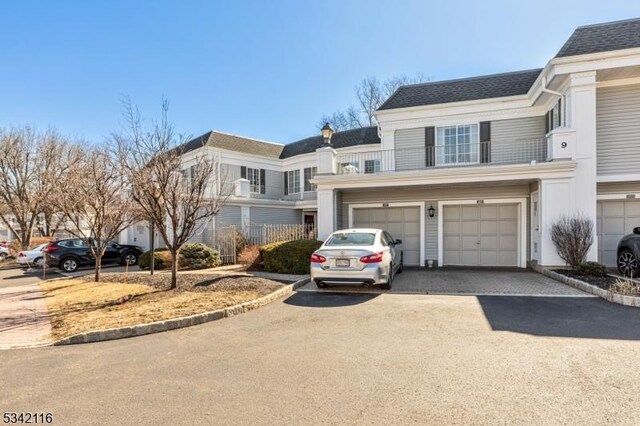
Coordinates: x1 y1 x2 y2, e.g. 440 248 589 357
394 128 425 171
491 116 546 164
597 84 640 175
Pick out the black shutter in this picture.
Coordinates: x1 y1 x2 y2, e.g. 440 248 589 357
479 122 491 164
240 166 247 179
480 121 491 142
557 99 562 127
260 169 266 194
284 171 288 195
425 126 435 167
545 111 550 134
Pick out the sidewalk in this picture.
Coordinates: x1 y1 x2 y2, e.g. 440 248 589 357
0 283 52 349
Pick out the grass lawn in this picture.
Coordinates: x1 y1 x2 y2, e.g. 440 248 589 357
39 273 284 340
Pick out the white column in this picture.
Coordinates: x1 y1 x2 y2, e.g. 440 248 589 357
566 71 598 262
240 206 251 232
317 188 335 241
316 147 337 175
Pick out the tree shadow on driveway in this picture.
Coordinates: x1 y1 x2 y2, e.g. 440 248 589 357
284 291 379 308
478 296 640 340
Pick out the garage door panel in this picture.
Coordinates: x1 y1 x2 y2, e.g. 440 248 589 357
353 209 370 223
499 220 518 234
461 250 478 265
403 207 420 221
370 209 386 222
605 201 625 216
403 222 420 234
499 205 518 219
461 236 479 250
444 206 460 220
461 206 479 220
480 221 497 235
499 251 518 266
480 251 498 266
444 236 460 250
461 221 479 235
444 221 460 234
603 218 625 234
481 205 498 220
444 250 460 265
500 235 518 250
480 235 497 250
386 223 403 236
627 202 640 216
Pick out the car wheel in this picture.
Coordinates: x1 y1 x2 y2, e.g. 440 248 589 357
0 253 6 261
60 257 79 273
315 280 326 288
618 249 638 277
381 263 393 290
34 257 44 267
122 252 138 266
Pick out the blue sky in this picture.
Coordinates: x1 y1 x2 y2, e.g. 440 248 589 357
1 1 639 144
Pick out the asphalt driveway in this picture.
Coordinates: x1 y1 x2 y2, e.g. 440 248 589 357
300 268 590 296
2 291 640 425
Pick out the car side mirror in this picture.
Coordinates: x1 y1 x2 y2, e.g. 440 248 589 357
634 227 640 235
394 239 402 245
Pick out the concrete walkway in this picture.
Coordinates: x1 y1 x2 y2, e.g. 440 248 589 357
0 282 51 349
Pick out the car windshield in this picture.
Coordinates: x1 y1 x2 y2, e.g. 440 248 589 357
325 232 376 246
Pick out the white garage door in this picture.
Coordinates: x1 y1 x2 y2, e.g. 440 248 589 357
352 206 421 266
597 199 640 267
443 204 519 267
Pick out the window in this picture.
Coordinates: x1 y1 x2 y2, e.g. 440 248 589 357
364 159 381 174
325 232 376 246
247 167 261 194
304 167 317 191
436 124 479 165
287 169 300 194
546 99 563 133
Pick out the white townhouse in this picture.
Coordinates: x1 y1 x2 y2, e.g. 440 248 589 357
127 17 640 270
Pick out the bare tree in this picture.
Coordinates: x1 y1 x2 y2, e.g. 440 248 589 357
0 127 78 249
54 146 138 282
550 215 595 269
317 73 429 132
115 100 227 289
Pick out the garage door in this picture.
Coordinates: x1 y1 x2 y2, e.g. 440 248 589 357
443 204 519 266
352 206 421 265
597 200 640 267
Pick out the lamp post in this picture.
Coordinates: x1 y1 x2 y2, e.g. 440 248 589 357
321 122 334 145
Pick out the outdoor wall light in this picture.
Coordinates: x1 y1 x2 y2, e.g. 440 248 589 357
321 122 334 144
428 205 435 218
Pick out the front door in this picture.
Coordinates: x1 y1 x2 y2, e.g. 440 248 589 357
304 214 316 235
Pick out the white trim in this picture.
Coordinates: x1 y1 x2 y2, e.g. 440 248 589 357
597 173 640 183
596 194 640 201
437 198 528 268
348 202 425 267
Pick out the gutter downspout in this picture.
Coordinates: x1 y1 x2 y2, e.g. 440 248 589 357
541 76 566 127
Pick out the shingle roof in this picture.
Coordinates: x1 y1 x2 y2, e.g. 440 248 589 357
179 131 284 158
280 126 380 159
556 17 640 58
377 69 542 111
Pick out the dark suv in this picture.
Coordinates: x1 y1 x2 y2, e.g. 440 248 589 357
44 239 143 273
617 227 640 277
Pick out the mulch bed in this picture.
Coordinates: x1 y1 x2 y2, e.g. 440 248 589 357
552 269 619 291
82 272 283 293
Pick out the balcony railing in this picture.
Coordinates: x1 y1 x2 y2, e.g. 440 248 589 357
335 139 547 175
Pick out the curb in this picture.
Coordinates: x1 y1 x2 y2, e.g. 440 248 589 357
533 265 640 307
53 277 310 346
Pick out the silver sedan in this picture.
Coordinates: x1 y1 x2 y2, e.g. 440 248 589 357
310 228 403 289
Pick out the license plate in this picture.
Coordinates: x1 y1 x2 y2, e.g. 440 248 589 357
336 258 350 267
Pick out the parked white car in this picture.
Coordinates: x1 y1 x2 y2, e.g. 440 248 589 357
16 243 49 267
310 228 403 289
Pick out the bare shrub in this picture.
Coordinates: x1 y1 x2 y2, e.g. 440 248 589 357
237 245 261 270
609 277 640 296
550 215 594 269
